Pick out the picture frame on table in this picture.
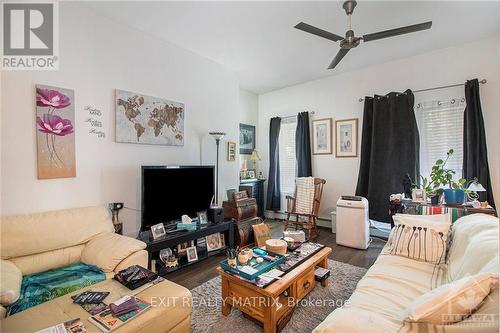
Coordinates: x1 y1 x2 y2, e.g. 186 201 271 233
220 233 225 247
186 246 198 262
312 118 333 155
206 233 222 252
227 141 236 161
412 189 427 203
197 211 208 225
239 123 256 155
335 118 358 158
150 223 166 240
178 241 195 254
247 169 256 179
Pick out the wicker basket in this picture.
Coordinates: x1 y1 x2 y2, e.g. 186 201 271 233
265 239 287 255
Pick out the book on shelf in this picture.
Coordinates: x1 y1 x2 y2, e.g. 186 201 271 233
35 318 87 333
88 296 151 333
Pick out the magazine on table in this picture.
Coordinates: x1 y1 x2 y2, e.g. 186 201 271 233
88 296 151 333
35 318 87 333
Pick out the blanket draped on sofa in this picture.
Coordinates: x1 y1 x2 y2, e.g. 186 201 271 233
6 262 105 316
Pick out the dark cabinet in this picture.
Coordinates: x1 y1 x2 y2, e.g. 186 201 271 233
239 179 266 218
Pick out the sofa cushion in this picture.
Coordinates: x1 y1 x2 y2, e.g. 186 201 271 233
384 214 451 264
0 260 22 305
81 233 146 272
5 262 105 316
10 245 85 276
401 272 499 324
1 207 114 259
447 214 499 281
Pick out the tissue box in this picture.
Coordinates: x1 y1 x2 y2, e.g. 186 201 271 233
176 222 197 231
283 230 306 243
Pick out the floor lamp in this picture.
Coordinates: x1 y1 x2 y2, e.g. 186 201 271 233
209 132 226 206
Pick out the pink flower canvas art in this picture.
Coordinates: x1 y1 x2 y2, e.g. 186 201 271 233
35 85 76 179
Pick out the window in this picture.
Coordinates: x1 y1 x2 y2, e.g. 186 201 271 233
415 98 465 182
278 117 297 210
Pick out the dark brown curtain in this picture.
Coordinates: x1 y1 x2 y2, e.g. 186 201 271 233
463 79 495 207
356 90 420 222
296 112 312 177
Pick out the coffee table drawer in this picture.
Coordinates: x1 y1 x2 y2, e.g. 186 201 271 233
295 268 316 300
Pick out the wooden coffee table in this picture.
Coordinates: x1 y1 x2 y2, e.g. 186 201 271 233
217 247 332 333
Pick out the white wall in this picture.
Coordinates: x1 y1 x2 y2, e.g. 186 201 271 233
238 88 259 173
258 36 500 222
1 3 251 236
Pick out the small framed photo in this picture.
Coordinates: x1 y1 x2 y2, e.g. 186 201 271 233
197 211 208 225
227 141 236 161
312 118 333 155
239 170 247 180
151 223 166 240
186 246 198 262
335 118 358 158
412 188 427 203
220 233 225 247
247 169 256 179
206 233 222 252
178 241 195 254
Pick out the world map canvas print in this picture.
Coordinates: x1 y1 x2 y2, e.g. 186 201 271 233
35 84 76 179
115 90 184 145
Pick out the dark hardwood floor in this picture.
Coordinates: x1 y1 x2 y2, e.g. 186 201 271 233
167 220 385 290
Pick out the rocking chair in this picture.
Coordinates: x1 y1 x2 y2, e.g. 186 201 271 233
284 177 326 240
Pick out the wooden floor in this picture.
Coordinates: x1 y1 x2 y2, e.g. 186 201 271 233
167 220 386 290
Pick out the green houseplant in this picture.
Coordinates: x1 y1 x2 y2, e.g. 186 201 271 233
415 149 467 205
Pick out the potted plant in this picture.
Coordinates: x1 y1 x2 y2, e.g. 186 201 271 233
430 149 466 204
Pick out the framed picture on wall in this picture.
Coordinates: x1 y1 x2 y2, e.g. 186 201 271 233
227 141 236 161
335 118 358 158
239 123 255 155
312 118 333 155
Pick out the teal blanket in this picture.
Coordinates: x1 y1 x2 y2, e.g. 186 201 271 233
6 262 105 316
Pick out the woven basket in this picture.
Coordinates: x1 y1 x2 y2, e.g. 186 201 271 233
265 239 287 255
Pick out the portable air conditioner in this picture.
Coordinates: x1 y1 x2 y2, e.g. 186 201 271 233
335 196 370 250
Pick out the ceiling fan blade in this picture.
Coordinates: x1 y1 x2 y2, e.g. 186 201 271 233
362 21 432 42
294 22 343 42
328 48 350 69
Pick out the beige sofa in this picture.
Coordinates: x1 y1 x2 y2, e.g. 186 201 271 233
314 213 499 333
0 206 192 332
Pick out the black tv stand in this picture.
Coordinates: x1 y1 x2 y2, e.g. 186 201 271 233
137 219 234 275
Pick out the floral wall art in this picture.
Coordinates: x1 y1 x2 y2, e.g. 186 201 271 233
35 85 76 179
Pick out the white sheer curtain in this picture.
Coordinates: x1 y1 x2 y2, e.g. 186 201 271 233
278 117 297 210
415 97 466 181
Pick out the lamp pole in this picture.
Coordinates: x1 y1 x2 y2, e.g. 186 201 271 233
209 132 226 206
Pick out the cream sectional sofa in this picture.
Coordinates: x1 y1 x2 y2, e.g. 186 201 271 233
0 206 192 332
314 213 499 333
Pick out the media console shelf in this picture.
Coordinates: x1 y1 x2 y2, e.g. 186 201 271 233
138 219 234 275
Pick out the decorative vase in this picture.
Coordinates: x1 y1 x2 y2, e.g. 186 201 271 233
444 189 465 204
429 195 440 205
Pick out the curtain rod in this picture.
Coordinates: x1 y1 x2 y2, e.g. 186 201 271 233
358 79 487 103
279 111 315 120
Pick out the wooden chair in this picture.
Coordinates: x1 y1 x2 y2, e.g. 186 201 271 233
284 177 326 240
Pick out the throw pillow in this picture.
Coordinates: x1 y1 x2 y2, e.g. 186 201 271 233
384 214 451 264
401 272 499 324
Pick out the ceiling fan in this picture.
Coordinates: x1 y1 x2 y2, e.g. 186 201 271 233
295 0 432 69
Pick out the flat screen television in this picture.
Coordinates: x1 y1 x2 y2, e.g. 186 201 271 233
141 166 214 231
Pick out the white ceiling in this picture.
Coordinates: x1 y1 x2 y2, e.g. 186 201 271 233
83 1 499 94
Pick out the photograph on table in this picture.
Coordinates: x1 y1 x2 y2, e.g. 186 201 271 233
206 233 222 252
177 241 195 254
186 246 198 262
150 223 166 240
